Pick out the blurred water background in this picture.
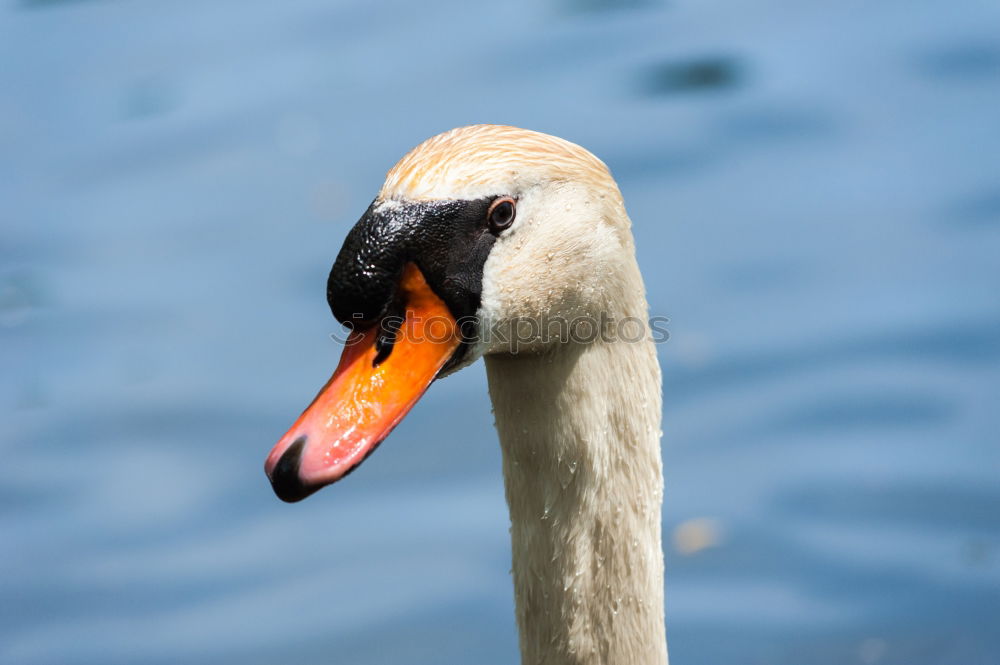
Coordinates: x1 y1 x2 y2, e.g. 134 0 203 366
2 0 999 663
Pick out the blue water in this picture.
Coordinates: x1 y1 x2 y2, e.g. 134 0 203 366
2 1 999 663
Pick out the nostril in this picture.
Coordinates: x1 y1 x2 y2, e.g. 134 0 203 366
372 299 406 367
268 437 317 503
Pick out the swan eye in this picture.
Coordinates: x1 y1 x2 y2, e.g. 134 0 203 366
487 197 516 233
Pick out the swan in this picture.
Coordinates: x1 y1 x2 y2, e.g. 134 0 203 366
265 125 667 665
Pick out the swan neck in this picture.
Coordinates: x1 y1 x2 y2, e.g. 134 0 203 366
485 338 667 665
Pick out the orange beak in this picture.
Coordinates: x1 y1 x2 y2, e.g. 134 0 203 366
264 263 461 502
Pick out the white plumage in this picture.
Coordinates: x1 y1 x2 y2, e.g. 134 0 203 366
389 126 668 664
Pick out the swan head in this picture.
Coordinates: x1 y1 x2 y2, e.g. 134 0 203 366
265 125 638 501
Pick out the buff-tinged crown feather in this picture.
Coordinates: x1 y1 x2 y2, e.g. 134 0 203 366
378 125 621 204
